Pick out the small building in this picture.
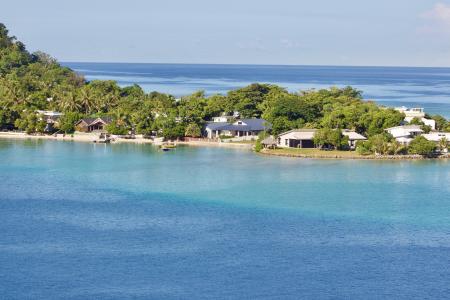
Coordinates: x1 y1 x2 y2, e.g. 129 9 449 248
36 110 64 132
75 117 112 133
277 129 317 148
385 125 423 144
395 106 436 130
261 136 277 149
342 130 367 149
276 129 366 149
422 132 450 142
205 119 271 139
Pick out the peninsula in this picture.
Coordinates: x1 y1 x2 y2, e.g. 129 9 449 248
1 23 449 158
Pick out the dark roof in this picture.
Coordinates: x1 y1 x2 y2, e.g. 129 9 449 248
206 119 271 131
76 117 112 126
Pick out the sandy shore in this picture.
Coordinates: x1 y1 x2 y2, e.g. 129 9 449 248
0 132 253 149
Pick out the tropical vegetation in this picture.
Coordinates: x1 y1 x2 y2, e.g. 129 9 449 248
1 23 449 158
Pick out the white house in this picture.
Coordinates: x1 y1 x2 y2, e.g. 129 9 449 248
395 106 436 130
423 132 450 152
36 110 64 132
277 129 317 148
342 130 368 149
212 116 234 123
276 129 366 149
385 125 423 144
205 119 271 140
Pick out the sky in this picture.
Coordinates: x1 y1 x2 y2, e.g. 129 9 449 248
2 0 450 67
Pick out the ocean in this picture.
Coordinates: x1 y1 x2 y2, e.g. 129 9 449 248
63 63 450 118
1 139 449 299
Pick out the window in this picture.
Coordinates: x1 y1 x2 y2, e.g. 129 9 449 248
285 139 288 146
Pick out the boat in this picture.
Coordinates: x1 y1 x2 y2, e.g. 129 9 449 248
94 133 112 143
159 143 176 151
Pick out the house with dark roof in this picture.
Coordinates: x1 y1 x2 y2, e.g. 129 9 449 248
205 119 271 139
75 117 112 133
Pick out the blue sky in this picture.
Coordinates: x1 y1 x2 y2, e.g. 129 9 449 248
2 0 450 66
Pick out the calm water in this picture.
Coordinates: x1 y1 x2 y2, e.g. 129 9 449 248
63 63 450 118
1 139 450 299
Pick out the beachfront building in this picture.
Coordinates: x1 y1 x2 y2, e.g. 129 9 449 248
422 132 450 152
385 125 423 144
422 132 450 142
75 117 112 133
276 129 366 149
261 136 277 149
205 119 271 140
36 110 63 132
395 106 436 130
277 129 317 148
343 130 369 149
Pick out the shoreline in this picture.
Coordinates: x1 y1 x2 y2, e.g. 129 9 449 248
1 132 448 160
259 149 450 160
0 132 253 149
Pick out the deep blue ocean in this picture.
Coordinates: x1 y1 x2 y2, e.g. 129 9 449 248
1 139 449 299
63 63 450 118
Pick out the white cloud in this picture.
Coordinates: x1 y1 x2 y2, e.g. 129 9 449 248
422 2 450 25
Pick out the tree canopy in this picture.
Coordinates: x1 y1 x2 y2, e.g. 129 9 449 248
0 23 448 141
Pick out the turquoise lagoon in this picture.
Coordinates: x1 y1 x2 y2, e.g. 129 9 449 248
1 139 450 299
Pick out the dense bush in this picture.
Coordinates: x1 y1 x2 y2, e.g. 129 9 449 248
408 136 437 156
0 23 448 142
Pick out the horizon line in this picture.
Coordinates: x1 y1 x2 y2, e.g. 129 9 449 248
60 61 450 70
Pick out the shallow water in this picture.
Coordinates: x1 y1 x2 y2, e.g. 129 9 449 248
63 63 450 118
1 139 450 299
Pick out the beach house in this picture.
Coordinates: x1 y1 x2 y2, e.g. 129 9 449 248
385 125 423 144
75 117 112 133
36 110 63 132
276 129 366 149
205 118 271 140
395 106 436 130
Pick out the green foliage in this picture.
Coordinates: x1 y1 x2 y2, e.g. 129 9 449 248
409 117 424 125
105 121 129 135
0 22 447 147
438 137 448 152
14 112 46 134
58 112 83 133
408 136 437 156
254 139 263 152
356 133 395 155
431 115 449 131
185 123 202 137
313 128 349 150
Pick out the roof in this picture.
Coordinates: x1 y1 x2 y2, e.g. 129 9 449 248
205 119 271 131
278 129 317 140
261 136 276 145
76 117 112 126
278 129 366 141
342 131 367 140
422 132 450 142
385 125 423 132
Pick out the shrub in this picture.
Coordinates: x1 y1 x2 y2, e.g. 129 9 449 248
408 136 437 156
185 123 201 137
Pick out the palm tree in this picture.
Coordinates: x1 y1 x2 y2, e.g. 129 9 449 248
438 137 448 153
79 86 94 114
59 90 81 112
